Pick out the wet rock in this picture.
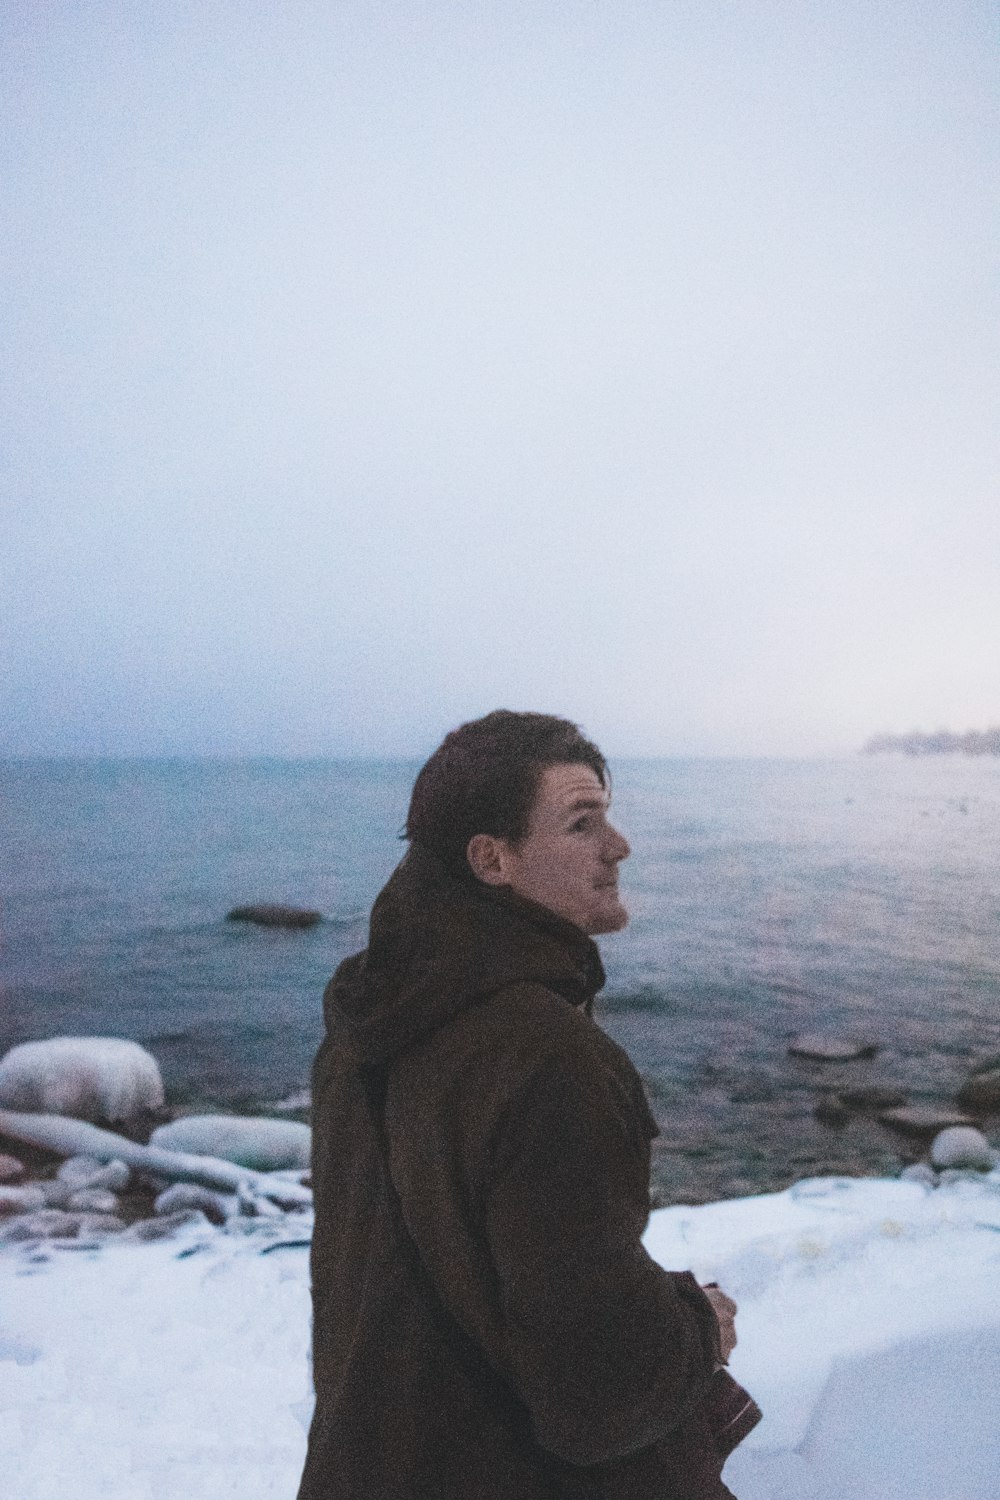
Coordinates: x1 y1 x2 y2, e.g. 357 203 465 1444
838 1085 908 1112
957 1067 1000 1114
154 1182 236 1225
879 1105 977 1137
0 1153 25 1183
0 1184 47 1216
788 1033 878 1062
0 1209 83 1241
75 1212 127 1237
123 1208 211 1242
269 1089 311 1113
930 1126 996 1172
149 1114 311 1171
226 904 322 929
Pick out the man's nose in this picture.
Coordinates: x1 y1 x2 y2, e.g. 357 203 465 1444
606 824 630 862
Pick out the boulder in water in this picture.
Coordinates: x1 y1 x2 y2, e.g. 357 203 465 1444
788 1033 878 1062
957 1066 1000 1114
813 1094 851 1125
149 1114 311 1172
0 1038 165 1126
879 1105 976 1137
929 1126 996 1171
838 1085 908 1112
226 904 322 929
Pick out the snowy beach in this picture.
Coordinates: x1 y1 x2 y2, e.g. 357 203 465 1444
3 1166 998 1500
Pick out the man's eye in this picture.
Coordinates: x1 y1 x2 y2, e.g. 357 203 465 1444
570 817 591 833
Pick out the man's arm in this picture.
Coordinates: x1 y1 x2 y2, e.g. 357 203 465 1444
485 1047 722 1467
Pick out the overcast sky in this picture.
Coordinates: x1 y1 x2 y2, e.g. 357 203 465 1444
3 1 998 758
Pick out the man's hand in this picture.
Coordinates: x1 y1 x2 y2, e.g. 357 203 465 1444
702 1282 738 1364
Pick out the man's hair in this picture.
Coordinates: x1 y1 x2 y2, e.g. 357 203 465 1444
405 710 608 875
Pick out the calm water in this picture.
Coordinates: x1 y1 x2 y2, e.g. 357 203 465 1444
2 756 999 1203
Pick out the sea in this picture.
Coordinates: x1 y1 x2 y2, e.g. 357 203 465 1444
2 755 999 1205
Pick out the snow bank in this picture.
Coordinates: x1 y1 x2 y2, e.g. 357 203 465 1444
1 1170 998 1500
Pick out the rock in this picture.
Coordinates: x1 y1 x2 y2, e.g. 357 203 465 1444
43 1174 123 1211
56 1155 131 1192
879 1105 977 1137
55 1154 104 1186
814 1095 851 1125
899 1163 937 1188
0 1109 312 1209
957 1067 1000 1114
40 1179 74 1208
123 1209 211 1242
0 1209 83 1241
0 1184 47 1216
788 1033 878 1062
930 1126 996 1172
838 1085 908 1112
269 1089 311 1113
75 1212 127 1236
0 1038 165 1125
66 1187 121 1214
154 1182 236 1225
149 1114 311 1172
226 904 322 929
0 1153 25 1183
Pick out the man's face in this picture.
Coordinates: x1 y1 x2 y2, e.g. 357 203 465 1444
496 763 630 935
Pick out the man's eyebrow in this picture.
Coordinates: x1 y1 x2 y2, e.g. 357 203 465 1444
564 794 609 814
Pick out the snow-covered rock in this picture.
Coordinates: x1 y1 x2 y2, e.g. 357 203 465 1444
154 1182 237 1225
0 1038 165 1125
150 1114 311 1171
930 1126 996 1171
56 1156 132 1193
0 1184 46 1215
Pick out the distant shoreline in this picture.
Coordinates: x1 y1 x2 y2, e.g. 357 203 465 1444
863 729 1000 757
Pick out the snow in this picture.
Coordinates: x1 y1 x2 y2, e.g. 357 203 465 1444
2 1171 999 1500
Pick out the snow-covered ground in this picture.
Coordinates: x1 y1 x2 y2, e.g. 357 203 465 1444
2 1170 998 1500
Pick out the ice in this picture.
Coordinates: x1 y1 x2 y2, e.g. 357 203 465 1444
2 1171 998 1499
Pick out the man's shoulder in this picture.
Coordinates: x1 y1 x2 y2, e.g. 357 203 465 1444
430 979 638 1088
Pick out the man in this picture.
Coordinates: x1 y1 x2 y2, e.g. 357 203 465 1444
298 710 759 1499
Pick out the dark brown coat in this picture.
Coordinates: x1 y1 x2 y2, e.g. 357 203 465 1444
298 846 758 1498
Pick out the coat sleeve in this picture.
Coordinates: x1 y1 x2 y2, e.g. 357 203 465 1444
484 1046 721 1467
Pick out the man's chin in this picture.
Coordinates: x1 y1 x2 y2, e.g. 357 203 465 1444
587 899 629 936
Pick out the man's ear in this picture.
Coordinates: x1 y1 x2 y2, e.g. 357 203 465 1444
465 833 510 887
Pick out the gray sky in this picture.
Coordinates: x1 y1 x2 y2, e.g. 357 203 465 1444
3 1 998 758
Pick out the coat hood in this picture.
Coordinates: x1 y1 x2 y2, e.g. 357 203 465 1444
323 843 606 1068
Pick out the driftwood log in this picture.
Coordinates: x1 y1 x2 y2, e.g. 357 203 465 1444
0 1109 312 1210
